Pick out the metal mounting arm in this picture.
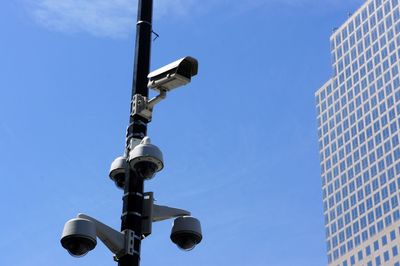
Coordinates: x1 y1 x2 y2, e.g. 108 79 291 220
152 204 191 222
77 214 134 259
148 89 167 110
77 214 125 256
131 89 167 122
141 192 191 237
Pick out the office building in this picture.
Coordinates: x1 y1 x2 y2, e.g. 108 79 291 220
316 0 400 265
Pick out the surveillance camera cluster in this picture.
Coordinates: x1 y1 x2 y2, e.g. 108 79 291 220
109 137 163 188
61 214 203 257
60 56 202 261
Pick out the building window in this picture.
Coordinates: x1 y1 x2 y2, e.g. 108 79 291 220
393 245 399 256
374 240 379 251
358 250 363 261
390 230 396 241
366 245 371 256
382 235 387 246
383 251 389 262
375 256 381 266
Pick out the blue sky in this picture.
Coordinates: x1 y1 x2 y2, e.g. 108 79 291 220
0 0 364 265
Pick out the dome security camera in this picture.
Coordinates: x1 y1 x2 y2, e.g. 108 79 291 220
61 218 97 257
129 137 163 180
61 214 126 260
109 156 127 189
170 216 202 251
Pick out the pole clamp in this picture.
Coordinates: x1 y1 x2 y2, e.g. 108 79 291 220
131 91 167 122
124 230 141 256
113 230 141 261
131 94 152 121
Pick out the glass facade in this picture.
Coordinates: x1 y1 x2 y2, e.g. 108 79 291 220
316 0 400 265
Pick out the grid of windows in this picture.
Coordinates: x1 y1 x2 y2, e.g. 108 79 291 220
336 228 400 265
316 0 400 265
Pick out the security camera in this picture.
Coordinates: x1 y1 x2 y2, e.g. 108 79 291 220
131 57 198 122
61 218 97 257
148 56 198 92
170 216 202 251
109 156 127 189
61 214 126 259
129 137 163 180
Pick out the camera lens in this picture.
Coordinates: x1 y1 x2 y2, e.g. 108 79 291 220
135 161 157 180
113 173 126 189
61 236 96 257
171 232 201 251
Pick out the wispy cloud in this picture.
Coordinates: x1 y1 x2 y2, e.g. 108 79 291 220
25 0 360 38
26 0 195 38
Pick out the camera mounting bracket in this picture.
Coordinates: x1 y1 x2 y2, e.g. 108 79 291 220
131 90 167 121
141 191 191 236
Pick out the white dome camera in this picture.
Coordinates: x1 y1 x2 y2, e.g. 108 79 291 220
129 137 163 180
60 218 97 257
61 214 126 259
170 216 202 251
109 156 127 189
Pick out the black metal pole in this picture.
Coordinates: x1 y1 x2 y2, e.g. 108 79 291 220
119 1 153 266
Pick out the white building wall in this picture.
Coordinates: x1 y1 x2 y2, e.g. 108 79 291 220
316 0 400 265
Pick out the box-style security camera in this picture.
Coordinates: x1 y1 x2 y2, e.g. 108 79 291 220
147 56 198 91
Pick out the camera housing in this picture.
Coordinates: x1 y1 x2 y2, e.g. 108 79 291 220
148 56 198 92
109 156 127 189
61 214 125 259
61 218 97 257
170 216 202 251
129 137 163 180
